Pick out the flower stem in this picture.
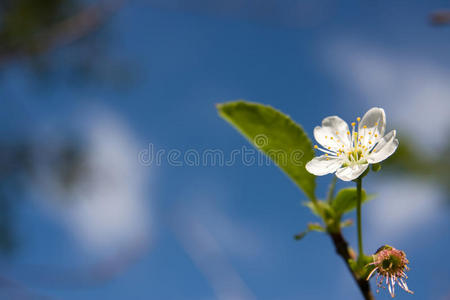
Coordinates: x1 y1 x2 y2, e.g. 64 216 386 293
356 177 363 260
327 176 337 203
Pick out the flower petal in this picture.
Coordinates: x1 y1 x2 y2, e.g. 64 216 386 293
306 155 343 176
359 107 386 137
335 164 369 181
367 130 399 164
314 116 351 151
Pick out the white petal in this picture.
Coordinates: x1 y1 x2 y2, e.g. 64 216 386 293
314 116 351 151
306 155 343 176
367 130 399 164
335 164 369 181
359 107 386 137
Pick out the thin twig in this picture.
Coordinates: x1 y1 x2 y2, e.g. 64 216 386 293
327 176 337 203
356 177 363 259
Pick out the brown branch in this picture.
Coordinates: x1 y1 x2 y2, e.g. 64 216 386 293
329 231 375 300
430 11 450 25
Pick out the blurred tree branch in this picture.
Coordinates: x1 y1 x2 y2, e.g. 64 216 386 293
430 11 450 25
4 239 148 287
0 0 125 66
0 274 55 299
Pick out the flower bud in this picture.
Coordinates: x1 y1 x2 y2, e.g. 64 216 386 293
367 245 413 298
371 163 381 172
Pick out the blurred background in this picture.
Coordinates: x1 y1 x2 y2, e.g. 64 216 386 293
0 0 449 299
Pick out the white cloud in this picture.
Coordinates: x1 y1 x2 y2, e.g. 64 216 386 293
325 40 450 152
170 188 266 300
190 203 266 260
33 108 152 255
173 214 257 300
366 178 443 245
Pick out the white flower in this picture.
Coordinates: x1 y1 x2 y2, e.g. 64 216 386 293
306 107 398 181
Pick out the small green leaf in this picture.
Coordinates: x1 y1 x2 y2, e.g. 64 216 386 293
371 163 381 172
351 254 375 278
349 256 374 279
294 222 325 241
304 200 336 223
307 223 325 232
340 219 354 228
294 231 308 241
217 101 316 200
331 188 373 215
327 176 337 203
349 259 358 273
304 201 321 216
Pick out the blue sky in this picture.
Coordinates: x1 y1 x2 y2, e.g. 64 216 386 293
0 1 449 299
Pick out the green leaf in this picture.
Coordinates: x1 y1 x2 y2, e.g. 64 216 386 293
217 100 316 200
294 231 309 241
303 201 319 216
294 222 325 241
307 223 325 232
331 188 373 215
340 219 354 228
355 254 375 278
304 200 334 220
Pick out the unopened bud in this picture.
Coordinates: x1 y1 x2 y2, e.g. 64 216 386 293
371 163 381 172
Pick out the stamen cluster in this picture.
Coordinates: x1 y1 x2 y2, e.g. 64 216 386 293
314 118 379 166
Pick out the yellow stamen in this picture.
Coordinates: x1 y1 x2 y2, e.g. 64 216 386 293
363 125 367 128
347 131 350 135
357 117 361 122
375 134 378 137
314 145 318 149
330 137 333 140
328 147 331 150
351 122 356 127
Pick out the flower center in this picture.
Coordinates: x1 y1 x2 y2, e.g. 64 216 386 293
373 247 409 277
381 255 402 271
348 149 363 161
313 117 380 162
368 246 413 297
